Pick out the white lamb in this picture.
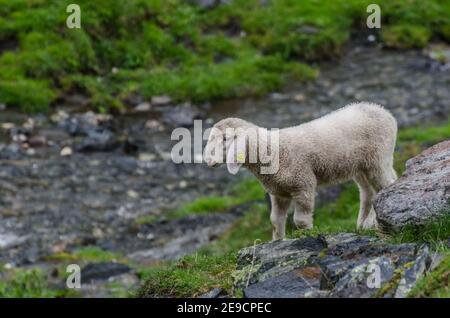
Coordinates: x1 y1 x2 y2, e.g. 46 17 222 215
204 102 398 240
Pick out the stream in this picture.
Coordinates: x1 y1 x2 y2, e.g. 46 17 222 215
0 37 449 296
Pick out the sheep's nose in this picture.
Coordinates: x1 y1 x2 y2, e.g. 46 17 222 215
206 158 216 167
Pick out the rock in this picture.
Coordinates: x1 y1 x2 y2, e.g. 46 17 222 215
243 266 322 298
232 233 441 298
394 247 430 298
293 93 306 102
0 232 28 250
198 288 223 298
75 129 119 152
151 95 172 106
134 102 151 112
374 140 450 233
330 256 395 298
60 146 73 156
269 93 289 101
28 135 47 148
161 104 201 127
233 236 327 289
424 43 450 64
80 262 131 282
1 122 15 130
185 0 230 9
144 119 164 131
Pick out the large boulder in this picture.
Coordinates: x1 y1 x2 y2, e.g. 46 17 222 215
232 233 440 298
374 140 450 233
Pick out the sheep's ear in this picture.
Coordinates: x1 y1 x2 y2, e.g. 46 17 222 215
226 135 246 175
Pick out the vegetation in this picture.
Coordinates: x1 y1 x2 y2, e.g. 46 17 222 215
0 267 77 298
1 0 449 112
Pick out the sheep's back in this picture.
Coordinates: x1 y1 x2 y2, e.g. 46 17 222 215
278 102 397 185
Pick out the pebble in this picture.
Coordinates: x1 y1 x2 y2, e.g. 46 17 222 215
60 146 73 156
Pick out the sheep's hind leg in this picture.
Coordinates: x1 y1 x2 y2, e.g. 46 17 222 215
293 192 315 230
354 175 376 230
270 195 291 240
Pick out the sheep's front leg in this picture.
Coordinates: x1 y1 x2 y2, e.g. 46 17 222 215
270 195 291 240
293 192 315 230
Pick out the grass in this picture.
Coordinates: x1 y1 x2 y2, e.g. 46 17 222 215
1 0 449 112
45 246 123 263
388 214 450 250
136 253 236 297
0 267 78 298
137 119 450 297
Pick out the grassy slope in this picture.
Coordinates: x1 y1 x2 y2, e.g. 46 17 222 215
1 0 450 112
137 119 450 298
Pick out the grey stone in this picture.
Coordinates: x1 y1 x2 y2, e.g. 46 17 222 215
233 236 327 289
198 288 223 298
394 247 430 298
81 262 131 282
374 140 450 233
185 0 230 9
243 266 322 298
233 234 441 298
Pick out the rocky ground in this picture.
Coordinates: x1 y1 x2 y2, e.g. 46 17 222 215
1 38 450 297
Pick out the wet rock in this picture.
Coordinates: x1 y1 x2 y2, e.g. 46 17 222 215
269 93 289 101
28 135 47 148
330 256 395 298
134 102 151 112
233 234 441 298
374 140 450 233
0 232 28 250
243 266 322 298
198 288 223 298
233 236 327 289
81 262 131 282
161 103 201 127
79 272 139 298
60 146 73 156
394 247 430 298
185 0 230 9
60 112 98 136
151 95 172 106
75 129 119 152
0 143 23 160
424 43 450 64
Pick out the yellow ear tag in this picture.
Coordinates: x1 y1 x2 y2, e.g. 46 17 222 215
237 152 245 163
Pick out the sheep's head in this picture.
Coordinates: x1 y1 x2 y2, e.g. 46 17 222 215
203 118 256 175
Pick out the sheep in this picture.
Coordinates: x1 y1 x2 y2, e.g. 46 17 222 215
204 102 398 240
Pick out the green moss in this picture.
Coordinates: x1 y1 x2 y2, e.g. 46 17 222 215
0 268 78 298
136 253 236 297
0 79 55 112
382 25 431 49
46 246 123 263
